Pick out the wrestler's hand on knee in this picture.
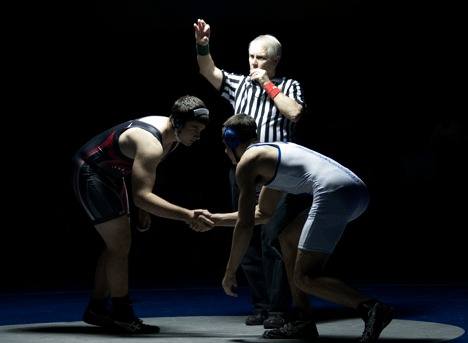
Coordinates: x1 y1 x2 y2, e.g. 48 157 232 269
222 272 238 297
136 209 152 232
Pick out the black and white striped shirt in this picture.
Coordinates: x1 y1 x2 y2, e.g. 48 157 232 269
221 71 305 143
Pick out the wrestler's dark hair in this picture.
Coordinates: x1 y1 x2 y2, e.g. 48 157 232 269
170 95 210 129
222 114 258 144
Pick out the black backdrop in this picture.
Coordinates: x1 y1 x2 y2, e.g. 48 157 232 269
3 1 466 291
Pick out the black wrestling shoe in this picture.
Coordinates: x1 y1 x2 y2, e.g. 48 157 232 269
359 302 394 342
245 310 268 326
263 320 318 340
112 317 160 334
263 312 287 329
82 307 114 328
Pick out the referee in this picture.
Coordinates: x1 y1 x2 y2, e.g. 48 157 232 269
194 18 312 331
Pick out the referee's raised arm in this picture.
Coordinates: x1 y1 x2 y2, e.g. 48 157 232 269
193 18 223 91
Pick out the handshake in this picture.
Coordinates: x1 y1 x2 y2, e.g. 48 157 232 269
186 209 223 232
136 208 232 233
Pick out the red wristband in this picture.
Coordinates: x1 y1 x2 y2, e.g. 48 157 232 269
263 81 281 99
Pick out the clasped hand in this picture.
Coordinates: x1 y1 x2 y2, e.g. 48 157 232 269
188 209 215 232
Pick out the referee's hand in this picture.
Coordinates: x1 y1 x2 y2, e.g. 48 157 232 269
194 19 210 46
250 68 269 85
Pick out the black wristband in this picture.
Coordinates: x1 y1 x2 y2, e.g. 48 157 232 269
196 43 210 56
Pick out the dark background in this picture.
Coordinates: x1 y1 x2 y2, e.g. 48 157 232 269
3 1 466 291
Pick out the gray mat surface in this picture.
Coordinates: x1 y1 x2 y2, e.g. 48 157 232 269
0 316 465 342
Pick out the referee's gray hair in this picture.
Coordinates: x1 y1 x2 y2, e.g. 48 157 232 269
249 35 282 60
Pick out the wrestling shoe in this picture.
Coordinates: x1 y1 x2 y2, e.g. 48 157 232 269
263 320 318 340
263 312 287 329
245 310 268 326
112 317 160 334
359 302 394 342
82 306 114 328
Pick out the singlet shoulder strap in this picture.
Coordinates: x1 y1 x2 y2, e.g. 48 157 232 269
124 120 179 158
125 120 163 143
246 143 282 186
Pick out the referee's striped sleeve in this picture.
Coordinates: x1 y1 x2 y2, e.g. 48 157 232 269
220 71 245 108
284 79 304 105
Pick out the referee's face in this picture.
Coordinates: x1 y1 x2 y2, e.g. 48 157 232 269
249 41 277 77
